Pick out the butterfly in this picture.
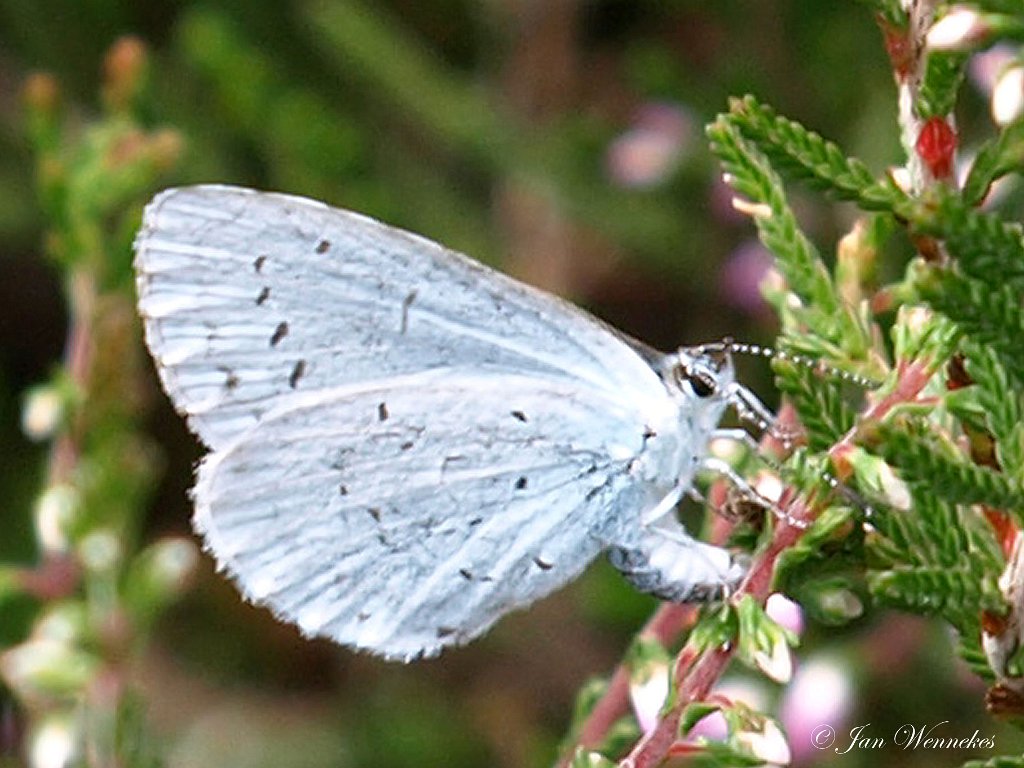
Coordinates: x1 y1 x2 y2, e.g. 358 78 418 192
134 184 755 661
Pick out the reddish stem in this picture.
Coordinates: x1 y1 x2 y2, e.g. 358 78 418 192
557 603 700 767
47 269 94 486
622 493 813 768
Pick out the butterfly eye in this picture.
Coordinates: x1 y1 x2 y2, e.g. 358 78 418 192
671 362 718 398
687 371 717 398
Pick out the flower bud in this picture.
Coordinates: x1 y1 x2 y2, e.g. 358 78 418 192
21 386 64 441
736 718 791 765
927 7 989 52
0 639 98 701
78 529 121 574
993 64 1024 126
29 712 81 768
34 485 79 555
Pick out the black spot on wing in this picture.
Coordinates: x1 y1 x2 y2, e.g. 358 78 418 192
515 476 528 490
224 370 239 390
315 239 331 254
256 286 270 305
436 626 456 639
368 507 381 522
532 556 553 571
378 402 389 422
254 254 267 273
339 484 349 496
511 410 527 422
270 321 289 347
400 290 417 334
289 359 307 388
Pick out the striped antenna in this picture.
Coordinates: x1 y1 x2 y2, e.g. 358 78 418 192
723 339 881 390
703 338 879 523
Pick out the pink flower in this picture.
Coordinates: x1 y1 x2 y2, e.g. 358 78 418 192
719 239 774 319
781 655 854 764
766 594 804 637
606 103 694 188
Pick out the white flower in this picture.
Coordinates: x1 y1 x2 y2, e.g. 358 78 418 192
78 529 121 573
878 461 912 512
21 386 64 441
34 485 79 555
752 634 793 684
629 662 669 734
30 713 80 768
927 8 988 52
737 719 791 765
993 65 1024 126
144 537 200 596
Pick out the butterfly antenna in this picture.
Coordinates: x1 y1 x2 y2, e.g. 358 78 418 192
721 339 880 522
706 339 879 519
725 340 881 390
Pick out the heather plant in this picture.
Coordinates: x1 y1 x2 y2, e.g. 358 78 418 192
562 3 1024 766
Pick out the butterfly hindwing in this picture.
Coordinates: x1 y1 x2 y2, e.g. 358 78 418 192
193 368 669 660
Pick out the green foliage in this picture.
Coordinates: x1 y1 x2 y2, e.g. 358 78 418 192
724 95 906 211
962 755 1024 768
870 419 1024 514
921 271 1024 388
772 359 857 451
959 637 998 683
855 0 905 26
918 51 968 119
0 43 195 768
962 121 1024 206
962 343 1024 474
867 495 1004 635
706 3 1024 736
914 191 1024 288
706 117 838 315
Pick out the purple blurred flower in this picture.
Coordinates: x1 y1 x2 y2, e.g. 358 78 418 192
781 655 854 765
967 43 1016 97
606 102 694 188
629 660 670 735
719 239 774 319
766 593 804 637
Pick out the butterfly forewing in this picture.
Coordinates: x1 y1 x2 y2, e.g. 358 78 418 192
134 185 665 450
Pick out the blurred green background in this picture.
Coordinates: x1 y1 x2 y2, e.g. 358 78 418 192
0 1 1020 767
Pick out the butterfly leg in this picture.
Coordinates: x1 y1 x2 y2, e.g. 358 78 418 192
725 382 802 447
707 427 784 506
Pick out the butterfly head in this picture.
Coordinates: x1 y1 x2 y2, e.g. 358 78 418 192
671 343 735 404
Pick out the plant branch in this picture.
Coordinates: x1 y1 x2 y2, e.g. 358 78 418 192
618 359 937 767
